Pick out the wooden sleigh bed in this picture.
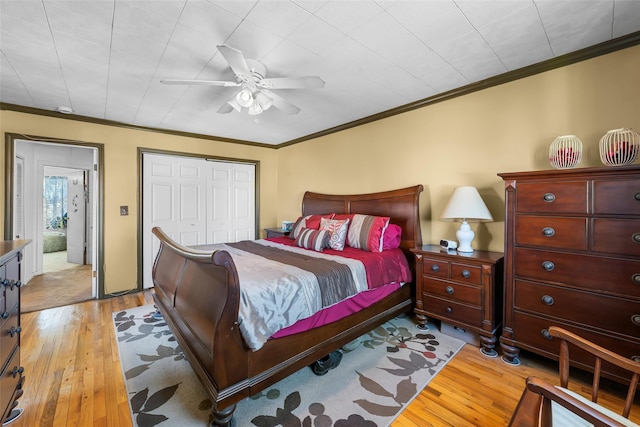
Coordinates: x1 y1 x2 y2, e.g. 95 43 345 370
151 185 423 426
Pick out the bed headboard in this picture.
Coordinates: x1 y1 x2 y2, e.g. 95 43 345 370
301 185 423 258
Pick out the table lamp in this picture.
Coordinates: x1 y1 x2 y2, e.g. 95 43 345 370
440 186 493 253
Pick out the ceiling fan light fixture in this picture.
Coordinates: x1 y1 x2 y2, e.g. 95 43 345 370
255 91 273 111
227 98 242 112
248 102 263 116
236 88 253 108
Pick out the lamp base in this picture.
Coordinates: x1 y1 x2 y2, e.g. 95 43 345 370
456 220 475 253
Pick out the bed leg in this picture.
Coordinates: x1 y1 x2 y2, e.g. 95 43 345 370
211 404 236 427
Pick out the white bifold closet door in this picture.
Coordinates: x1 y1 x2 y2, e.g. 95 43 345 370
142 153 255 289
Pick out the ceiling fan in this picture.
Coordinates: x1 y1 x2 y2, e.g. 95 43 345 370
161 45 325 116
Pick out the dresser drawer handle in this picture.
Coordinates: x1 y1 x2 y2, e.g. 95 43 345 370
541 329 552 339
542 227 555 237
461 269 470 279
541 295 554 305
633 233 640 244
632 315 640 327
9 326 21 337
431 264 439 273
10 366 24 378
542 261 555 271
633 274 640 285
446 307 453 313
632 356 640 363
445 286 454 295
543 193 556 202
635 192 640 201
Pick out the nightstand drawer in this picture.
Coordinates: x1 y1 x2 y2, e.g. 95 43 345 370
515 215 587 251
514 279 640 338
423 278 481 306
450 263 482 285
516 181 587 214
425 296 482 326
420 257 449 279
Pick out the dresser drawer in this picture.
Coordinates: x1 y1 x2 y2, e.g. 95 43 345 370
516 181 587 214
510 311 639 382
594 179 640 215
514 280 640 339
423 296 482 326
593 218 640 257
0 308 18 370
515 216 587 250
420 257 449 279
423 277 482 306
514 248 640 297
0 347 21 418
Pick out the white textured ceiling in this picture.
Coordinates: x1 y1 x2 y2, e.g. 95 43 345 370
1 0 640 146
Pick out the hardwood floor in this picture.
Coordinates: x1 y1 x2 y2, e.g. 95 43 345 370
21 252 93 313
11 290 640 426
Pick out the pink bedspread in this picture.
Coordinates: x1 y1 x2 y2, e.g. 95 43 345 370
267 236 412 339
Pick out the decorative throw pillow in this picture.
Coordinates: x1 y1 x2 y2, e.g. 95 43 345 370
289 214 334 239
319 217 350 251
381 223 402 250
347 214 390 252
295 228 330 252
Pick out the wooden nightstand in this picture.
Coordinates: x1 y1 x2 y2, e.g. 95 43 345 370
410 244 504 357
264 228 290 238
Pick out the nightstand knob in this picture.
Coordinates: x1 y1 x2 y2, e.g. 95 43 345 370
541 295 554 305
461 269 470 279
445 286 454 295
634 192 640 201
632 315 640 327
431 264 440 273
543 193 556 202
542 227 555 237
542 261 555 271
632 274 640 285
541 329 552 339
633 233 640 244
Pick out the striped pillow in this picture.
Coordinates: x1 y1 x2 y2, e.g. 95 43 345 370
289 214 334 239
346 214 390 252
295 228 330 252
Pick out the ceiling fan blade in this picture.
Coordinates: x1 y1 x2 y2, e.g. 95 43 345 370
259 76 325 90
268 91 300 115
217 102 234 114
161 79 240 87
217 45 253 84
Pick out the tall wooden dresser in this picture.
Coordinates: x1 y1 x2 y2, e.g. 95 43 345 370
0 240 29 424
498 165 639 382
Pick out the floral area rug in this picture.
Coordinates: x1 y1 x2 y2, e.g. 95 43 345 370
113 304 465 427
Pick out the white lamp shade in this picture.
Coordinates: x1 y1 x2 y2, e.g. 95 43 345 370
440 186 493 222
235 88 253 108
255 91 273 111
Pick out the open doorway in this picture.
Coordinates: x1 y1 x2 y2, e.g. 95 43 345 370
4 135 104 312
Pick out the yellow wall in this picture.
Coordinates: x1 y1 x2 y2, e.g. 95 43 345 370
1 45 639 294
278 45 640 253
0 112 279 294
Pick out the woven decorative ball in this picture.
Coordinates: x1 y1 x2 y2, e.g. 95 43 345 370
549 135 582 169
599 128 640 166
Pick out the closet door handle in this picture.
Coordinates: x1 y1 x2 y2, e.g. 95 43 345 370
543 193 556 202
